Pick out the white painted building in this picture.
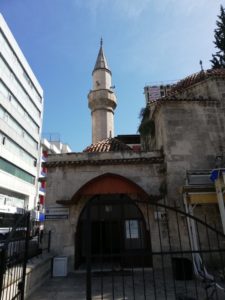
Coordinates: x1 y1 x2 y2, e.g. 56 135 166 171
0 14 44 215
37 138 71 221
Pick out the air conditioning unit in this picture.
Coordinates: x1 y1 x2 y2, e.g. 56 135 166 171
52 256 68 277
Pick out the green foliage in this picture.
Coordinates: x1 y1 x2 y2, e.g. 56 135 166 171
139 106 150 120
138 119 155 136
138 106 155 137
211 5 225 69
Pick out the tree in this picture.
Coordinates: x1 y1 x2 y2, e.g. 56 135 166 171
138 107 155 137
211 5 225 69
138 106 155 151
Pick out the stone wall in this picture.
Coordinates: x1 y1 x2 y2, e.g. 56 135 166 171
44 151 164 270
25 254 53 298
175 78 225 101
144 76 225 249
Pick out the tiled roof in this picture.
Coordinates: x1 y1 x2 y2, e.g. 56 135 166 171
169 68 225 94
83 138 132 153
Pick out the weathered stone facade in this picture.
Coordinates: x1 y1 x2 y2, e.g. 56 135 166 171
44 67 225 271
88 41 117 144
45 151 164 270
147 71 225 226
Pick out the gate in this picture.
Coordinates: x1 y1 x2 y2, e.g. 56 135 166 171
83 197 225 299
0 212 30 300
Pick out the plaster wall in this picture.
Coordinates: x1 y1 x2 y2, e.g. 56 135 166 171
91 108 114 143
93 69 112 90
88 89 117 143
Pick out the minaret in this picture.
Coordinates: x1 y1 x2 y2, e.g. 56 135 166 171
88 39 117 144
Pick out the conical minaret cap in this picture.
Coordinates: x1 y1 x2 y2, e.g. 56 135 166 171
92 38 111 74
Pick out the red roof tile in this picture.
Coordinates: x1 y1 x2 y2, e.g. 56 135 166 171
83 138 132 153
169 68 225 94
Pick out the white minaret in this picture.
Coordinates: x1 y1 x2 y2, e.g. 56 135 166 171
88 39 117 144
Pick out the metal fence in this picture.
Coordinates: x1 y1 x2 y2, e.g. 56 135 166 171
37 229 51 253
0 212 30 300
81 196 225 300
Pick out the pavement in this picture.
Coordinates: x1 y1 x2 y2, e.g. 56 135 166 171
27 273 86 300
27 269 225 300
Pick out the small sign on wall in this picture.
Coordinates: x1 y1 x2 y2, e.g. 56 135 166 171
45 206 69 220
125 220 139 239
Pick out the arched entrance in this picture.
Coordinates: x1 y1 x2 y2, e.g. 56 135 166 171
75 193 152 269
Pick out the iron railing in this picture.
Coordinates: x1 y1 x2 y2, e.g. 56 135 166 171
79 195 225 299
0 212 30 300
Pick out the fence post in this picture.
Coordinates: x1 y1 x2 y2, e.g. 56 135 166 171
0 248 6 299
86 202 92 300
48 230 51 253
20 212 30 300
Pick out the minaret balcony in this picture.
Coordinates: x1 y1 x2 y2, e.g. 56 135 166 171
88 89 117 110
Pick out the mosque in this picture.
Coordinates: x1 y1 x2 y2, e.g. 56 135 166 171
44 41 225 271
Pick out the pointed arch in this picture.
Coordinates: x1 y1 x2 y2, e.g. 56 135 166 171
71 173 149 204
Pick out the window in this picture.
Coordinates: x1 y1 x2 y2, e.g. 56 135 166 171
0 158 35 184
0 105 38 149
0 30 42 104
0 57 41 119
0 132 36 167
10 71 15 81
3 111 9 121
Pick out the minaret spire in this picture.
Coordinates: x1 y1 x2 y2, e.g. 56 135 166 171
88 41 117 144
93 38 111 74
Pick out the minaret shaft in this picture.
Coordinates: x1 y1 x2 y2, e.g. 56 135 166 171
88 41 117 144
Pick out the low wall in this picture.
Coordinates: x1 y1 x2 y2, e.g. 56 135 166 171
25 253 53 299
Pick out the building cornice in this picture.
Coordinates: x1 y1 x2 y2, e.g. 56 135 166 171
44 151 164 168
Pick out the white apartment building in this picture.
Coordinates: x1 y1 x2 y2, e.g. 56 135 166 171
144 84 173 104
0 14 44 215
37 139 71 221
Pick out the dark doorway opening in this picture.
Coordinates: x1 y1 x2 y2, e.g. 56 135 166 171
75 194 152 269
91 221 121 256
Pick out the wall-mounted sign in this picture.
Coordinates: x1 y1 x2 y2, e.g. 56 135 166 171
45 206 69 220
0 194 25 209
0 205 24 214
125 220 139 239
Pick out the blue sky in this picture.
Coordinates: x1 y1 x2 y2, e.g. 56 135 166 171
0 0 222 151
